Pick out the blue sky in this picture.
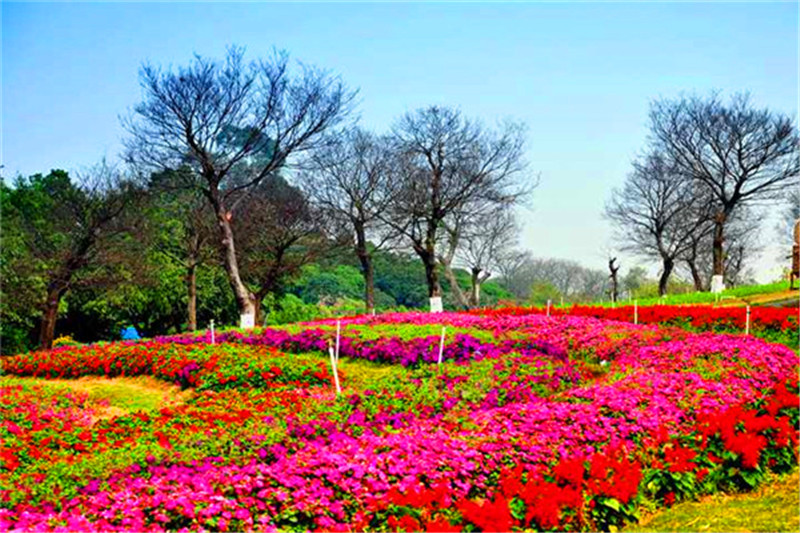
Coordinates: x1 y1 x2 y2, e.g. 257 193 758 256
3 1 797 281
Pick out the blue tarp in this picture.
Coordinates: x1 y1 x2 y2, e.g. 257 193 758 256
120 326 140 340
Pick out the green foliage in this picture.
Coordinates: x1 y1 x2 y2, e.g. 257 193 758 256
372 250 429 308
529 280 562 305
597 280 793 307
265 294 324 325
1 171 75 354
290 264 365 304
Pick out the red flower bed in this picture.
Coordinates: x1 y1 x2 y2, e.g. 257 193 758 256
472 304 798 341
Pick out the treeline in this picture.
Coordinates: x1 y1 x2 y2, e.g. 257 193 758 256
2 46 533 354
0 172 513 355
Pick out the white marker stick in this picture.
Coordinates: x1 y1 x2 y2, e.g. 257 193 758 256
328 345 341 395
438 326 446 366
745 305 751 336
546 299 551 317
335 320 341 363
634 301 638 325
210 320 215 345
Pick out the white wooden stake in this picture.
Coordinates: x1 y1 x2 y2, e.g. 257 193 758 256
210 320 215 345
546 299 551 317
634 301 638 325
438 326 446 366
328 344 341 395
335 320 341 364
745 305 751 336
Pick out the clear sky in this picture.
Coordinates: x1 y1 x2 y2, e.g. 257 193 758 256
3 1 798 281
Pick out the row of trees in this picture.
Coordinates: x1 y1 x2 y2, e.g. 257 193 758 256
3 47 533 351
1 164 517 354
124 47 532 326
606 93 799 295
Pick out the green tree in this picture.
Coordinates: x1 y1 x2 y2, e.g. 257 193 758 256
528 280 562 306
1 166 139 350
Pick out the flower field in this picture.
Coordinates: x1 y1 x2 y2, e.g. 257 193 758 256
471 304 800 347
1 310 798 532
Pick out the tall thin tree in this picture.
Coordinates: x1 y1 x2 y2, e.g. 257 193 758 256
386 106 530 310
301 128 396 313
648 93 799 285
605 151 712 296
124 47 356 326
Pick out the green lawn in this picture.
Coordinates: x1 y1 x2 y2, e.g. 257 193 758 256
585 280 793 308
627 471 799 532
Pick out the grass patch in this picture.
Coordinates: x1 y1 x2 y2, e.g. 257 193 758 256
585 280 793 308
627 471 799 532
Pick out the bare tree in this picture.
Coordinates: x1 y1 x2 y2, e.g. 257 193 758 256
124 47 356 325
456 206 518 307
649 92 799 283
605 150 712 295
495 249 535 300
235 176 325 324
779 187 800 240
681 208 762 289
436 210 472 309
575 268 609 302
301 128 395 313
386 106 530 309
497 254 608 303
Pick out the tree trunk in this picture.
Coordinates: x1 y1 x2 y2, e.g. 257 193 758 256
423 254 442 298
470 268 482 308
658 257 674 296
39 286 64 350
608 258 619 303
186 261 197 332
216 207 256 321
686 259 704 291
442 262 469 309
254 297 264 327
354 224 375 314
712 212 727 277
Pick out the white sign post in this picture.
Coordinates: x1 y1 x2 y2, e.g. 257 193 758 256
240 312 255 330
634 301 638 325
328 344 341 396
437 326 446 367
210 320 215 345
429 297 443 313
710 275 725 294
546 299 551 317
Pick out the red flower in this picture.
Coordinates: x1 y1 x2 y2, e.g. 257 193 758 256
664 445 697 473
458 494 514 532
388 514 421 532
424 516 461 532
